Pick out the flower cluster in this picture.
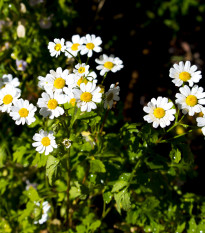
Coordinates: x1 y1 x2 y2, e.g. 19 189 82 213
143 60 205 137
0 34 123 159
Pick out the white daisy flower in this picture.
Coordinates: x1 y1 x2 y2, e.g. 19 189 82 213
48 38 66 57
44 67 69 93
34 201 51 225
104 84 120 109
0 86 21 113
169 61 202 87
32 129 57 155
10 98 37 125
87 71 97 81
38 76 49 89
65 35 84 58
95 54 124 76
143 97 176 128
196 117 205 136
80 34 102 57
37 91 65 119
73 82 102 112
73 63 89 77
63 87 76 107
0 74 21 93
65 73 77 89
175 85 205 116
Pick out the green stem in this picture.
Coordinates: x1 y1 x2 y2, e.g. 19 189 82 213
101 72 108 85
66 148 72 228
100 109 110 134
65 50 80 63
129 159 142 185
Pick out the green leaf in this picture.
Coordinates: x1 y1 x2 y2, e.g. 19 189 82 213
13 146 27 163
114 188 131 214
103 191 113 204
89 220 101 231
111 180 128 192
46 155 60 185
170 147 181 163
26 187 40 202
89 159 106 173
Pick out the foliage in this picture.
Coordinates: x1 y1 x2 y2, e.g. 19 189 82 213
1 1 205 233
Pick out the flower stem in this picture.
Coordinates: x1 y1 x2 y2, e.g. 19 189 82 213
66 148 72 228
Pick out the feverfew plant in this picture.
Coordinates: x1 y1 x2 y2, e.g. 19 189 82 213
1 35 205 233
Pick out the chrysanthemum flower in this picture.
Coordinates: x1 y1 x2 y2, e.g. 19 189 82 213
48 38 66 57
44 67 69 94
73 63 89 77
95 54 124 76
104 84 120 109
73 82 102 112
34 201 51 225
65 35 84 58
63 87 76 107
169 61 202 87
10 98 37 125
32 129 57 155
175 85 205 116
37 92 65 119
80 34 102 57
38 75 48 89
0 86 21 113
143 97 176 128
196 117 205 136
0 74 21 92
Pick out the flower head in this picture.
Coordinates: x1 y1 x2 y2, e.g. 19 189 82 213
48 38 66 57
175 85 205 116
95 54 124 76
65 35 84 58
169 61 202 87
37 92 65 119
80 34 102 57
0 85 21 113
143 97 176 128
16 59 27 71
104 84 120 109
44 67 70 94
32 129 57 155
73 63 89 77
73 82 102 112
9 98 37 125
0 74 20 93
34 201 51 225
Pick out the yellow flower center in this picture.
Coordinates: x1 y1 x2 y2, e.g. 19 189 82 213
80 92 92 102
186 95 197 107
71 43 80 51
19 108 29 117
70 98 76 106
47 99 58 109
18 64 23 68
107 92 114 101
153 107 165 119
78 67 85 74
54 78 65 89
77 77 88 86
104 61 114 70
179 71 191 81
41 137 50 146
86 43 95 50
54 43 62 51
3 94 13 105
